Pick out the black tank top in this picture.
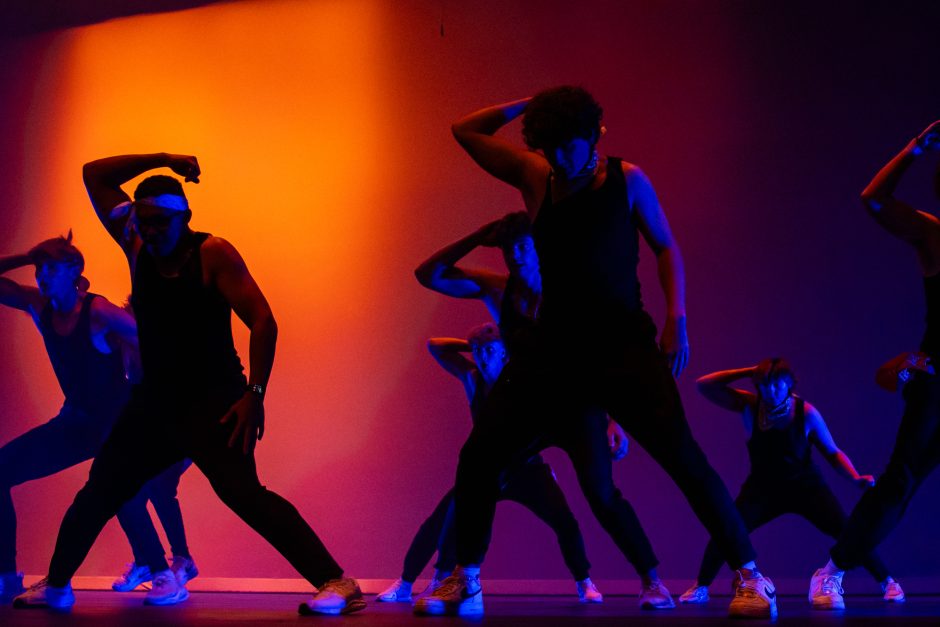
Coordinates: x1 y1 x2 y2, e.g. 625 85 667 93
746 397 819 481
531 157 643 331
38 293 129 414
468 369 543 468
498 276 539 354
131 232 245 392
921 273 940 358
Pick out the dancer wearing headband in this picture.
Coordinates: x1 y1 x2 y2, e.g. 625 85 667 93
382 323 602 606
14 153 365 616
809 119 940 610
0 235 135 602
409 213 672 613
427 86 775 619
679 359 903 605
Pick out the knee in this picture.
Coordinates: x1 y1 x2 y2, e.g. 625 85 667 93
873 465 918 504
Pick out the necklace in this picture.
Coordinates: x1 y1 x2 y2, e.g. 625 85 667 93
758 396 792 430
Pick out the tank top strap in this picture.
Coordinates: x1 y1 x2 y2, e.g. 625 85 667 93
606 156 624 183
795 396 807 432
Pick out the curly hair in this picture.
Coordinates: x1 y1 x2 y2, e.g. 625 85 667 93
522 85 604 150
752 357 796 390
466 322 503 348
134 174 185 200
30 230 84 272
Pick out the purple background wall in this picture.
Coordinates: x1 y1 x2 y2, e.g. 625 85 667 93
0 0 939 590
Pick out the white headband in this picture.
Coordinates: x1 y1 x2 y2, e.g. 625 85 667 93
135 194 189 213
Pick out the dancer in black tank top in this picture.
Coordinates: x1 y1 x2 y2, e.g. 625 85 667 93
437 85 775 619
0 234 135 603
808 119 940 610
13 153 364 616
412 213 676 614
681 359 902 605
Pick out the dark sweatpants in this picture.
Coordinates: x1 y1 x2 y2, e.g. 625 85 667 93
455 313 755 572
402 460 591 583
697 472 890 586
832 370 940 570
116 459 193 564
47 382 343 588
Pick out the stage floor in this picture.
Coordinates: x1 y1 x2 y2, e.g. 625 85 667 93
3 592 940 625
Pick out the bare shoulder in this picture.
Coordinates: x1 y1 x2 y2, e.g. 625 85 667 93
201 236 247 267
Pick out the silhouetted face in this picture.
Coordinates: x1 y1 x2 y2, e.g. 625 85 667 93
35 261 80 300
502 235 539 278
134 201 188 256
471 338 508 385
756 376 792 407
544 137 593 180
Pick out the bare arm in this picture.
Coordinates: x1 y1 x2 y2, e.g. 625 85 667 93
414 220 507 305
427 337 476 401
860 121 940 273
451 98 551 212
203 237 276 454
629 164 689 376
83 153 201 254
696 366 757 413
805 403 875 488
90 297 138 351
0 253 42 312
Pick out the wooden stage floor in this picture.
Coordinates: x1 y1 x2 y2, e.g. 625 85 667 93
3 591 940 625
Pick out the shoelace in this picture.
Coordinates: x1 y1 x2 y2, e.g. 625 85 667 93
28 577 49 591
432 576 463 598
820 575 843 596
321 578 354 596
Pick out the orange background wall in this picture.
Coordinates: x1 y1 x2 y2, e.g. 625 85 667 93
1 0 939 586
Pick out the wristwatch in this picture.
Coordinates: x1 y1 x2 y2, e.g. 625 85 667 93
247 383 265 399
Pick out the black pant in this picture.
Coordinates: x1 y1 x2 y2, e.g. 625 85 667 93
402 460 591 583
47 383 343 588
832 370 940 570
116 459 192 565
455 313 755 571
697 472 890 585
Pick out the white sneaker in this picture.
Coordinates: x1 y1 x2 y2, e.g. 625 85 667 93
144 569 189 606
0 571 25 603
809 567 845 610
679 584 710 604
577 577 603 603
376 578 412 602
299 577 367 615
882 579 905 603
729 568 777 619
170 556 199 586
12 578 75 611
418 571 449 597
413 570 483 617
112 563 152 592
639 580 675 610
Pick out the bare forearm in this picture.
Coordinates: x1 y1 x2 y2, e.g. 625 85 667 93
428 337 471 354
415 230 485 285
452 98 530 140
83 153 169 188
697 367 756 389
247 314 277 388
656 245 686 320
0 253 32 275
827 450 864 482
861 140 920 207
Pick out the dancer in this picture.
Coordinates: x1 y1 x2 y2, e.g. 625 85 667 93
679 359 904 605
0 234 134 603
423 86 774 619
809 119 940 610
411 212 674 612
379 323 618 604
13 153 364 616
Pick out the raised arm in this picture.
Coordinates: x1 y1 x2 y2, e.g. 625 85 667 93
805 403 875 488
0 253 43 312
203 237 276 454
427 337 477 402
696 366 757 413
83 153 201 252
860 120 940 273
629 164 689 377
415 220 508 313
451 98 550 211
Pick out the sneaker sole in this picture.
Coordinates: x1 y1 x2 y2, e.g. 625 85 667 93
376 595 412 603
144 588 190 606
811 599 845 611
12 599 74 612
298 598 367 616
679 598 709 604
728 604 778 619
413 601 484 617
640 600 676 610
